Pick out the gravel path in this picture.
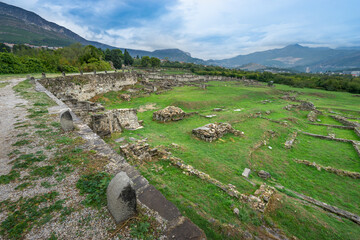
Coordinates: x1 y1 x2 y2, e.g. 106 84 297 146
0 79 28 176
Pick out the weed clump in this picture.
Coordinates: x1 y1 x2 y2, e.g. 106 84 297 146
76 172 112 208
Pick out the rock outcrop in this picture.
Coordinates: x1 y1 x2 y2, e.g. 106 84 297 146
192 122 243 142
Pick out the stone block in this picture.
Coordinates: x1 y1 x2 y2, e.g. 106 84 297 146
107 172 137 224
60 110 74 132
138 185 181 221
165 217 206 240
242 168 251 178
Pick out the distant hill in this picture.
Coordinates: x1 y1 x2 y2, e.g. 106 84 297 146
0 1 116 49
209 44 360 72
0 2 205 63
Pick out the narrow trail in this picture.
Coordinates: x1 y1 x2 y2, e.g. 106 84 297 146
0 78 28 176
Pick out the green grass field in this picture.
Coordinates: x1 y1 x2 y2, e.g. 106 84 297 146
96 81 360 239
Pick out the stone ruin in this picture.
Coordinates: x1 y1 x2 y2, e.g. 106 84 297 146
192 122 244 142
119 139 168 162
307 110 322 122
299 101 316 110
283 101 318 112
153 106 186 122
153 106 197 122
90 109 143 137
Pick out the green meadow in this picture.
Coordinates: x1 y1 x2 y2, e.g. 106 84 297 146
97 81 360 239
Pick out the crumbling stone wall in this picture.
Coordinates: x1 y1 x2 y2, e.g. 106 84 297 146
39 72 139 101
63 98 104 125
331 115 360 128
90 109 142 137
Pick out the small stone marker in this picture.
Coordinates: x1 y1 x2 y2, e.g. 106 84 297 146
234 109 242 112
60 110 74 132
233 208 239 215
213 108 223 112
242 168 251 178
107 172 137 224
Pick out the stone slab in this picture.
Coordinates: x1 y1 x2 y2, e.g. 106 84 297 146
138 185 181 221
242 168 251 178
166 217 206 240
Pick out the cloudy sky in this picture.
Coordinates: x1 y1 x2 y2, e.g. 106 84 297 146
3 0 360 59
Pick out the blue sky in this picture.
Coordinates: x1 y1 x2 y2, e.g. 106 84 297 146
3 0 360 59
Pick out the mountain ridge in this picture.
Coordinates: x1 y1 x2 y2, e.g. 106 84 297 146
1 1 360 72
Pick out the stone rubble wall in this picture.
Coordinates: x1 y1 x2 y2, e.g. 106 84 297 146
294 159 360 179
330 115 360 128
355 127 360 138
39 72 139 101
302 132 354 143
40 72 255 102
308 123 355 130
284 132 297 149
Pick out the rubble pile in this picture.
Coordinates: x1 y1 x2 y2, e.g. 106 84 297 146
119 139 167 162
153 106 186 122
192 122 244 142
247 184 275 212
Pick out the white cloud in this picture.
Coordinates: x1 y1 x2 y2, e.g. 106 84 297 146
3 0 360 59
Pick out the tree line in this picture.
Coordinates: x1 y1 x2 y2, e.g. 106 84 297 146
0 43 161 74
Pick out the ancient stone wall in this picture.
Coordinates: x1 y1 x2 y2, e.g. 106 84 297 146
40 72 254 103
39 72 139 101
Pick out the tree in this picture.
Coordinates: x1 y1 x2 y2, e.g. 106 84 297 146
124 49 134 66
79 45 103 64
104 49 111 61
140 56 150 67
150 57 161 68
0 43 11 53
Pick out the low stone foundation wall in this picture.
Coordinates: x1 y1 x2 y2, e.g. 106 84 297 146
330 115 360 128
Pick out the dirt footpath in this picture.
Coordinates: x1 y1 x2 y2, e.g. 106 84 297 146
0 79 28 176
